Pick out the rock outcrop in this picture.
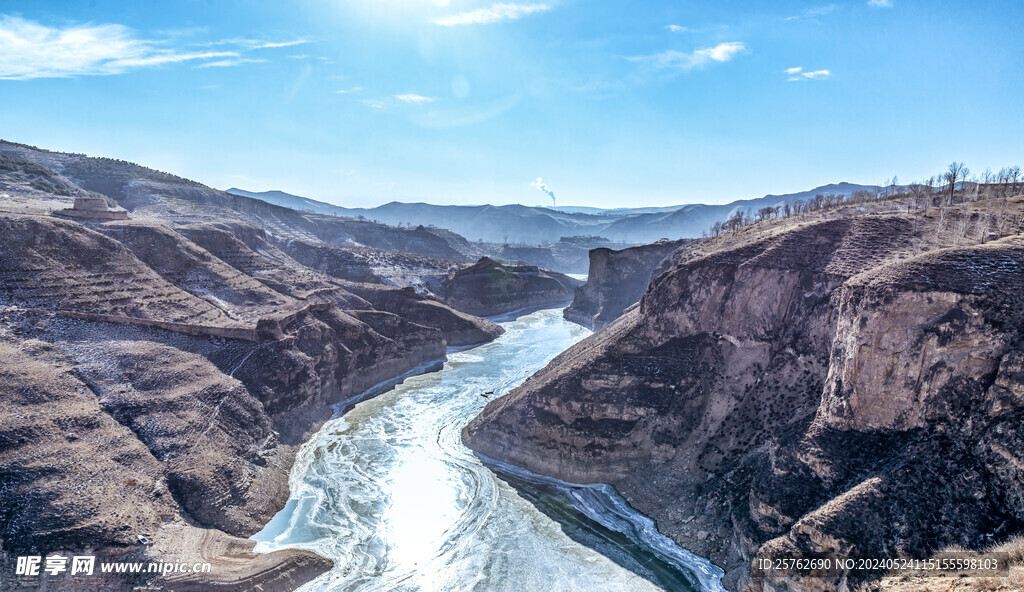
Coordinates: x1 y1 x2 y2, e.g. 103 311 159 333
340 282 503 347
0 207 500 590
442 257 583 317
465 198 1024 592
564 239 686 329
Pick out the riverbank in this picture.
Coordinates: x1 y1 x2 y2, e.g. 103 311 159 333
250 308 723 591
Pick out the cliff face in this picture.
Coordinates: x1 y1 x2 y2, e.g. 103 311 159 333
465 200 1024 591
442 257 584 317
564 239 687 329
0 211 498 590
0 141 511 590
339 282 503 347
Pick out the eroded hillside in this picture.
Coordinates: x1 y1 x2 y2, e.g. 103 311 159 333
442 257 583 317
0 146 506 590
465 195 1024 591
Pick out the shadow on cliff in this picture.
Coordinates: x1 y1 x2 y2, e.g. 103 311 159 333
481 456 709 592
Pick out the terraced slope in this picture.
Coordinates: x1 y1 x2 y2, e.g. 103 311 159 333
0 209 500 590
97 221 297 322
0 140 478 261
0 216 243 328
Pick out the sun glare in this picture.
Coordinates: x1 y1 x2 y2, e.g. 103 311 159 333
383 447 460 568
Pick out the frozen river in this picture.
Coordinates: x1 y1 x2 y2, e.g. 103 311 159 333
253 308 724 592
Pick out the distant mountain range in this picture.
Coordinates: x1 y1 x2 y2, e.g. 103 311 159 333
227 183 882 245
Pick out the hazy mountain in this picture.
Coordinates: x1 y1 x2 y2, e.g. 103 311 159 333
229 182 882 245
546 205 687 215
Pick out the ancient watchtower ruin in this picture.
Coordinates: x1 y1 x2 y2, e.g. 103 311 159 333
54 197 128 220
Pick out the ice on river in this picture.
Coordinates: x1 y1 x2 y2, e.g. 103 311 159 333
253 308 724 592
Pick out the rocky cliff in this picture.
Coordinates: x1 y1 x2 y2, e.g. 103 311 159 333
465 197 1024 592
442 257 584 317
564 239 687 329
0 198 500 589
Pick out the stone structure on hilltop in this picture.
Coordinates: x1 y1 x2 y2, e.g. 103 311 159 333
54 197 128 220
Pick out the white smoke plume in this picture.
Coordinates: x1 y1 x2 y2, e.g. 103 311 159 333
531 177 556 206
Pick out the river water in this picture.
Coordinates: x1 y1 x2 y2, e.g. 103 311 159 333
253 308 724 592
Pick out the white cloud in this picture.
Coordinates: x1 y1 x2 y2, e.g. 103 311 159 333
432 3 550 26
106 50 237 69
785 4 838 21
665 25 688 33
630 42 747 71
0 16 142 78
197 58 267 68
785 66 831 81
868 0 892 7
251 39 308 49
394 93 438 104
0 15 282 79
203 38 310 50
354 93 439 110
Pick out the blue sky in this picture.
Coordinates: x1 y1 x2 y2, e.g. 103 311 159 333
1 1 1021 208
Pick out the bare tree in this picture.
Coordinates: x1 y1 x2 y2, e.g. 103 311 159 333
936 204 949 238
953 214 971 247
924 176 937 207
909 183 926 211
996 167 1009 197
977 213 993 243
851 189 873 205
724 211 744 232
944 161 969 204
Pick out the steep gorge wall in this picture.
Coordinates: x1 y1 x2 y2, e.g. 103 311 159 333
0 212 499 590
465 213 1024 591
564 239 688 329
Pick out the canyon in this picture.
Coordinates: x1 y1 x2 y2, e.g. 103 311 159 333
466 194 1024 591
0 141 535 590
5 138 1024 592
